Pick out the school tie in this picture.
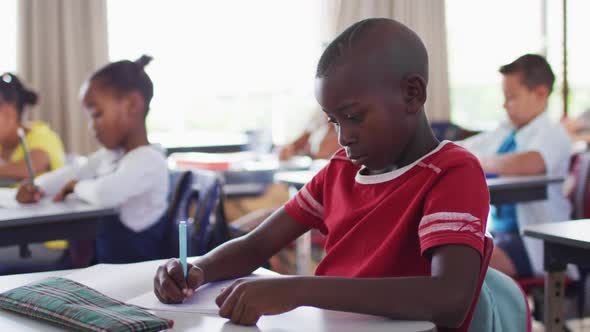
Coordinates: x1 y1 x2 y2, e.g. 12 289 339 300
490 130 518 232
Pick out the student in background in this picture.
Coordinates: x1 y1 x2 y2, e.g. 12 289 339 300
459 54 572 278
227 110 340 221
0 73 65 182
155 18 490 331
16 56 169 264
562 108 590 144
278 110 340 161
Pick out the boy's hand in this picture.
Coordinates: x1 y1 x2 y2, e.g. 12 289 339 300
216 277 299 326
53 180 78 202
16 181 44 203
154 259 205 304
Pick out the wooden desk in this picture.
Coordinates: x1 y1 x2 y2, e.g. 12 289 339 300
0 259 436 332
0 197 117 247
275 171 565 275
523 220 590 332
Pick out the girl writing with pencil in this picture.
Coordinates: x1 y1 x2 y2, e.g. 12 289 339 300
15 56 170 264
0 73 65 183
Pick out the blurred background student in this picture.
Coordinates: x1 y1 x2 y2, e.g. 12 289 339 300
0 73 65 183
226 110 339 225
14 55 169 267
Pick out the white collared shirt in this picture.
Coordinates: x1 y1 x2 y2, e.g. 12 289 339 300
36 145 169 233
459 112 573 275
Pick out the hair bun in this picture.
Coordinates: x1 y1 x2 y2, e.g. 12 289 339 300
23 90 38 106
135 55 153 69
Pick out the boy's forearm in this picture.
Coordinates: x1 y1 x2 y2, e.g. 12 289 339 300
482 151 545 175
293 275 475 328
192 208 309 285
193 235 270 284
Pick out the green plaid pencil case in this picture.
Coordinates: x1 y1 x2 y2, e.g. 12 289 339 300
0 277 173 332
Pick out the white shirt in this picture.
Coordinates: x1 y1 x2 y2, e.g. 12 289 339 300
459 112 572 275
37 145 169 233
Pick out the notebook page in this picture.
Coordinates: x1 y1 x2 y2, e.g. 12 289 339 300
127 268 278 314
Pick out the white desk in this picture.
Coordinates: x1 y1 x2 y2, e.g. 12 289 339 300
0 192 117 247
0 259 436 332
275 171 565 275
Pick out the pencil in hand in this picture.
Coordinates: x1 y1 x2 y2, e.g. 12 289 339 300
17 127 36 184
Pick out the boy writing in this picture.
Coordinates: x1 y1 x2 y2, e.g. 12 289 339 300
460 54 571 278
154 19 490 331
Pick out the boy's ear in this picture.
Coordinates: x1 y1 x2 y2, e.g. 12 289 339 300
401 74 427 114
534 85 550 100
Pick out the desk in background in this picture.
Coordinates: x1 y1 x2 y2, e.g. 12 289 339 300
170 152 316 197
486 175 565 205
0 192 117 247
150 130 250 155
276 171 565 205
0 259 436 332
523 220 590 332
275 171 565 275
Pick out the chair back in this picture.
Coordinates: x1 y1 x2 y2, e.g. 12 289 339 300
189 170 230 256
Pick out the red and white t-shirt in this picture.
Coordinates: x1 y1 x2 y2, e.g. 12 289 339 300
285 141 489 278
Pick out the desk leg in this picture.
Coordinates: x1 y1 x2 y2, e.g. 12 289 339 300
544 242 567 332
288 185 313 275
544 271 566 332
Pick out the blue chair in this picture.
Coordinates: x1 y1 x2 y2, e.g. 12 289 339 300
164 169 230 258
470 268 531 332
79 169 194 264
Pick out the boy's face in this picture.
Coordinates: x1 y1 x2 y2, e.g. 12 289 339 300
315 63 414 171
502 73 548 128
81 80 133 150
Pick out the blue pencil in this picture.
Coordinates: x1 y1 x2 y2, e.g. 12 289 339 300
179 221 187 279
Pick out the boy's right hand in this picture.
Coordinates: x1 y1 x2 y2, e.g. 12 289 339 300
153 258 205 304
16 181 44 203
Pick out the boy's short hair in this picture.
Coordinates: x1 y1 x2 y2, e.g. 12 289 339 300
316 19 374 78
316 18 428 83
499 54 555 93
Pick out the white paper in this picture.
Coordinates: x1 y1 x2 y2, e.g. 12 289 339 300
127 268 278 314
0 188 18 208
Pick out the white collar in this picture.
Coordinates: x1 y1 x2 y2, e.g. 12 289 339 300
355 140 450 185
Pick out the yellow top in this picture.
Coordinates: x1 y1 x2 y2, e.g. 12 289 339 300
1 122 67 250
1 121 65 174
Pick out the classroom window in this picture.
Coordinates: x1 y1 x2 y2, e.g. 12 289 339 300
0 0 18 73
546 0 590 119
447 0 590 130
446 0 545 131
106 0 325 145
